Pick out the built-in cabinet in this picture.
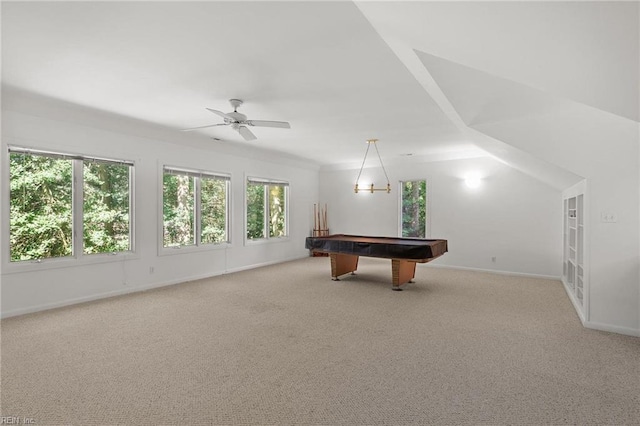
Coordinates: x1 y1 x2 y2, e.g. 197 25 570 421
563 182 587 321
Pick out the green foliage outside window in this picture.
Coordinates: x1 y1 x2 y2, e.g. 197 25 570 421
9 153 73 261
162 171 228 247
201 177 227 244
83 161 130 254
246 183 265 239
269 185 286 237
401 180 426 238
9 152 131 262
163 174 195 247
246 181 287 240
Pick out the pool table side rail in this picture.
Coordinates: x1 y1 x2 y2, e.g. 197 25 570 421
305 234 448 261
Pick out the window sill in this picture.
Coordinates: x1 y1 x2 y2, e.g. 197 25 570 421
2 251 140 275
244 236 290 246
158 242 232 257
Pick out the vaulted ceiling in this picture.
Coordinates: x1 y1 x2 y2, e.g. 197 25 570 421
2 1 638 188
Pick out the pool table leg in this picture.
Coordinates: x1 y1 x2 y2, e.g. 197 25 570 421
330 253 359 281
392 260 417 290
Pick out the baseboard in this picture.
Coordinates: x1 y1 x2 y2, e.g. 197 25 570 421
425 263 561 281
1 287 146 319
1 273 215 319
584 321 640 338
1 254 309 319
556 278 640 338
223 254 308 275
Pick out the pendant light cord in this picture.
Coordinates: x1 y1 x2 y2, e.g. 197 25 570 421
355 140 390 186
373 140 390 185
355 142 372 185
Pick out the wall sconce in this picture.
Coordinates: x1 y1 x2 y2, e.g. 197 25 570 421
465 175 482 188
354 139 391 193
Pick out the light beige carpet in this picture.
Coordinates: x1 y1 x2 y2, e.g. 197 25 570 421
1 257 639 425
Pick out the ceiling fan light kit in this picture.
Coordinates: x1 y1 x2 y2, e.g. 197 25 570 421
181 99 290 141
354 138 391 194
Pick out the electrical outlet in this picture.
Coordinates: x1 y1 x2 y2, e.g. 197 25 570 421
491 256 496 262
149 266 155 274
601 212 618 223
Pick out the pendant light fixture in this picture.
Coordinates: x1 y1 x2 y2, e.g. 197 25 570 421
354 139 391 193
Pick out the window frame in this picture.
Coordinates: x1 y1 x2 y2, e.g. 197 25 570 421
4 146 136 271
244 176 290 244
398 179 429 239
160 165 231 255
82 157 135 256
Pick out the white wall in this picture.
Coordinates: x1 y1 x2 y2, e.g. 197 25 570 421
319 156 563 278
474 104 640 336
0 96 319 317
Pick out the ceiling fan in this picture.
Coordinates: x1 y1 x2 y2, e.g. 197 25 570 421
181 99 290 141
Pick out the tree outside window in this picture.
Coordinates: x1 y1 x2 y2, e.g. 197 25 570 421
83 160 131 254
162 167 229 248
163 173 195 247
269 184 286 238
9 149 132 262
401 180 427 238
9 152 73 261
246 179 288 240
246 182 266 239
201 176 228 244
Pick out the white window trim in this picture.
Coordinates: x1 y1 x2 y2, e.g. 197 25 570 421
244 175 290 245
3 145 137 273
159 164 232 256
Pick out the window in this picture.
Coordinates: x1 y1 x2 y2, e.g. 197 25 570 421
9 151 73 261
83 160 131 254
200 176 229 244
400 180 427 238
8 148 133 262
246 178 288 240
162 167 230 248
163 172 195 247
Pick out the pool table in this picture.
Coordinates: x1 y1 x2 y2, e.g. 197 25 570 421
305 234 448 290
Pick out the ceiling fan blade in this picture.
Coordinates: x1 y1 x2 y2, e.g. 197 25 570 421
206 108 234 121
180 123 228 131
237 125 257 141
247 120 291 129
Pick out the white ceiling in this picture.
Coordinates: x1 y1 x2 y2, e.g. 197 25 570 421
2 1 638 184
